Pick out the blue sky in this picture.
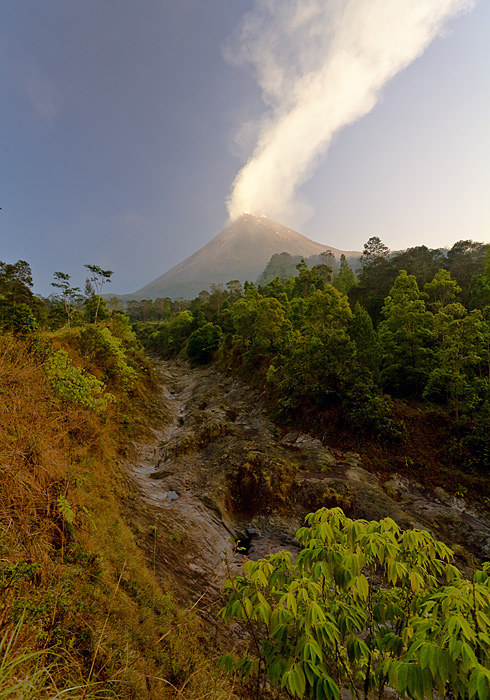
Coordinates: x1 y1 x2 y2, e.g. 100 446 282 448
1 0 489 297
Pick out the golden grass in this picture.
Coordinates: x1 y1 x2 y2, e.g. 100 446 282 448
0 329 237 699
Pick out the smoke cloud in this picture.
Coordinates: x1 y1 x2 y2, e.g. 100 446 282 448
225 0 473 224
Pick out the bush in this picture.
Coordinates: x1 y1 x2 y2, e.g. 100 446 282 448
44 348 114 411
221 507 490 700
187 322 222 364
0 303 38 334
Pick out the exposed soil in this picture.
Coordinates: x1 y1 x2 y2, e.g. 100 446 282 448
124 360 490 611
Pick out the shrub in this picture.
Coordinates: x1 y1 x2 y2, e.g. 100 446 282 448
221 507 490 700
187 322 222 364
44 348 115 411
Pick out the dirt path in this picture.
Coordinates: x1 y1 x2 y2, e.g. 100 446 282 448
125 359 490 606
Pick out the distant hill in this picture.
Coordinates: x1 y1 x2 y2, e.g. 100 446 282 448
257 250 362 286
124 214 361 301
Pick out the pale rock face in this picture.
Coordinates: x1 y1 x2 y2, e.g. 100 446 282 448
125 214 360 301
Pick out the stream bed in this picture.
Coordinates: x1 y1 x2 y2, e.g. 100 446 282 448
125 359 490 609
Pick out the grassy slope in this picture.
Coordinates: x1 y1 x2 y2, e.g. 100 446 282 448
0 322 234 699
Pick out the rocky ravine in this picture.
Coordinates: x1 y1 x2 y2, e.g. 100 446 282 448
125 360 490 610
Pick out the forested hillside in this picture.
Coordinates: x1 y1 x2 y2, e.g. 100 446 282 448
135 237 490 503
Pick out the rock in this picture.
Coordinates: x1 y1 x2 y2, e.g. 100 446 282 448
188 563 206 574
166 490 179 503
383 476 404 502
246 526 261 538
282 432 337 468
434 486 450 503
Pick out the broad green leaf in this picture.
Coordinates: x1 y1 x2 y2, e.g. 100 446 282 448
478 672 490 700
407 664 424 700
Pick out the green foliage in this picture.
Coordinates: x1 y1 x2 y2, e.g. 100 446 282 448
84 293 110 323
347 302 379 379
0 303 38 334
333 254 357 296
353 237 394 323
345 384 405 442
139 310 196 357
424 268 462 309
258 252 304 286
423 303 485 419
44 348 115 411
446 240 487 306
51 271 83 328
266 330 354 417
378 271 433 396
84 264 114 323
77 323 144 390
57 495 75 526
221 507 490 699
187 322 223 364
0 259 34 306
303 287 352 334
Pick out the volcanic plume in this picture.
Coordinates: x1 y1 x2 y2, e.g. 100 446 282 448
224 0 473 226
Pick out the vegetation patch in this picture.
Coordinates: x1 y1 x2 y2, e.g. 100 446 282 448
0 325 233 699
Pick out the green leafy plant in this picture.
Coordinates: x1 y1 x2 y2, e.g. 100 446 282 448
45 348 115 411
220 507 490 699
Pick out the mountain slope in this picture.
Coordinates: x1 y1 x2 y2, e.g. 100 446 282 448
126 214 361 300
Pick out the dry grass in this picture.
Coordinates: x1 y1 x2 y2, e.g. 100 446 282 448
0 330 237 699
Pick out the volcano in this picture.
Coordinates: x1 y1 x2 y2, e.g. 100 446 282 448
126 214 360 300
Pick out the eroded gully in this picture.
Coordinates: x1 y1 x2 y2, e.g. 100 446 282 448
125 359 490 611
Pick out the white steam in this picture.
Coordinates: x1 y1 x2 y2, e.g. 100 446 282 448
225 0 473 223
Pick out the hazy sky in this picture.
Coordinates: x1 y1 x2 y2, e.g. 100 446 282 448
1 0 489 297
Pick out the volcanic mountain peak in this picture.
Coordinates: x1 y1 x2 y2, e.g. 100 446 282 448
126 214 360 301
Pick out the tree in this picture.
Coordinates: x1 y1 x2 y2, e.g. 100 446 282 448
355 237 393 322
0 259 34 305
378 271 433 396
446 240 486 307
187 322 222 364
0 259 46 325
230 291 291 375
221 507 490 700
226 279 244 303
390 246 445 289
360 236 390 267
333 254 357 296
51 272 83 328
84 264 114 323
348 302 379 380
424 269 461 310
267 328 357 418
0 303 38 334
303 287 352 334
423 303 485 419
290 259 316 299
257 252 303 286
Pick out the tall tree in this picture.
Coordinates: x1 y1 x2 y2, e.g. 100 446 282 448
378 271 433 396
355 237 393 322
348 302 379 380
445 240 486 307
303 286 352 334
84 264 114 323
333 254 357 295
51 272 83 328
424 303 485 419
424 269 461 310
390 245 445 288
0 259 35 306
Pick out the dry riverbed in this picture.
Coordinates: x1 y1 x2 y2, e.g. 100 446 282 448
124 359 490 612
